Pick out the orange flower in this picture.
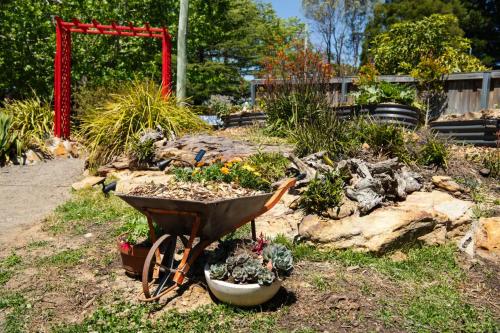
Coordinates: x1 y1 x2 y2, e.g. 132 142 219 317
220 167 230 175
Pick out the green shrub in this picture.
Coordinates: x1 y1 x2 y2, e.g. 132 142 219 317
116 216 158 245
130 136 156 165
204 95 233 117
290 114 368 158
365 122 411 163
246 152 289 183
351 81 420 108
0 113 22 164
299 171 345 214
1 95 52 151
483 151 499 179
78 80 208 167
418 135 449 168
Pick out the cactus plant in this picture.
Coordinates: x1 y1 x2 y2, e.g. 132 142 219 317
209 263 228 280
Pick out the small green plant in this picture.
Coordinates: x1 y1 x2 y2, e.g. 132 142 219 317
418 135 449 168
130 136 156 165
483 151 499 179
209 263 228 280
365 122 411 162
246 152 290 183
0 112 22 164
39 248 84 268
262 243 293 276
299 171 345 215
116 216 151 245
204 95 234 117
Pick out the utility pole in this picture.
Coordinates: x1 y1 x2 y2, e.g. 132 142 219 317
176 0 189 103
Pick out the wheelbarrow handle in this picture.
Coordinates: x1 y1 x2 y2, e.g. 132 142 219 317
263 177 297 212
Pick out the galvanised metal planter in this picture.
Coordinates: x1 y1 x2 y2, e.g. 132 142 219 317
335 103 420 129
430 119 499 147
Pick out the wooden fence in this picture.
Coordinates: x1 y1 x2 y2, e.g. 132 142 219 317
251 70 500 116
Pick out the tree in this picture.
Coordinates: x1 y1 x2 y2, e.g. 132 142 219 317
362 0 500 66
302 0 372 70
0 0 301 103
369 14 486 74
177 0 189 101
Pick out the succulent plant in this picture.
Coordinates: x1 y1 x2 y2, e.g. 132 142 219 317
257 268 275 286
263 244 293 275
209 263 228 280
226 253 250 270
232 265 249 283
243 259 262 281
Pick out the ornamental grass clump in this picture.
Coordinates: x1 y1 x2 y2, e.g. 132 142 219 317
209 240 293 286
1 95 53 152
78 80 208 167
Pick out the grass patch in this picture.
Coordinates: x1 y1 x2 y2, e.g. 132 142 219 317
401 284 498 332
38 248 84 268
26 240 50 249
0 293 28 333
0 252 22 286
46 189 141 234
53 302 279 333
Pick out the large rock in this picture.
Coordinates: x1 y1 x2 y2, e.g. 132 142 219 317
113 170 175 194
298 191 473 252
432 176 462 193
155 134 290 164
254 192 303 239
474 216 500 263
71 176 105 191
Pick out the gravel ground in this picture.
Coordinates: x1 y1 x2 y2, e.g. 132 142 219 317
0 158 84 244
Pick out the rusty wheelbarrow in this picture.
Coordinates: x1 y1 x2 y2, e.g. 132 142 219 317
117 178 296 302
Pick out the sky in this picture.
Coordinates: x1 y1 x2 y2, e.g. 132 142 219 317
264 0 306 21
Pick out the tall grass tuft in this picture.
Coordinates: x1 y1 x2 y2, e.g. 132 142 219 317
78 80 208 167
1 95 53 151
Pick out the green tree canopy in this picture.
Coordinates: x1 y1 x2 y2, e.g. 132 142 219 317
362 0 500 66
370 14 486 75
0 0 301 103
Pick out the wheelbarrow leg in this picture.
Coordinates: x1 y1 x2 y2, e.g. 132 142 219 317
251 219 257 241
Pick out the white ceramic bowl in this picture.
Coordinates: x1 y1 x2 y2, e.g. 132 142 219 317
204 263 281 307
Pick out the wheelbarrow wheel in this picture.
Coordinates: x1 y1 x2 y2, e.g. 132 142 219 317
141 234 188 301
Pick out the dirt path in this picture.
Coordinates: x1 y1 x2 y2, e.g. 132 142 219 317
0 158 84 245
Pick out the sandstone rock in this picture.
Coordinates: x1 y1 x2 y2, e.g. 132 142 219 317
479 168 491 177
474 216 500 263
25 149 42 164
71 176 105 191
432 175 462 193
298 191 473 253
389 251 407 262
418 226 447 245
255 192 303 239
326 197 357 220
114 171 174 194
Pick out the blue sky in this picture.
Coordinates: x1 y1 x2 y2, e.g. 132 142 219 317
264 0 306 21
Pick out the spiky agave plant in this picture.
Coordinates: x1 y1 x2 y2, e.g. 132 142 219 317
0 113 23 164
78 80 208 167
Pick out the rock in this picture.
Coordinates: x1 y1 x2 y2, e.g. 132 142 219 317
71 176 105 191
298 191 473 253
25 149 42 164
84 233 93 238
418 226 447 245
474 217 500 263
327 197 357 220
255 192 303 239
389 251 407 262
479 168 491 177
114 171 175 194
432 175 462 193
155 134 291 165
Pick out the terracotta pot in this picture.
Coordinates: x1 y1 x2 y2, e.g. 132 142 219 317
204 263 281 307
117 234 151 276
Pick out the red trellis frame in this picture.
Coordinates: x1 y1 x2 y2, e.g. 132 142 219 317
54 17 172 138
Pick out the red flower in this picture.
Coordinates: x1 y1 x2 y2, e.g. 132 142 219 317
120 241 132 252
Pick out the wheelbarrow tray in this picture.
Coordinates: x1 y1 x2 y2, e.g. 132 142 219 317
117 193 273 241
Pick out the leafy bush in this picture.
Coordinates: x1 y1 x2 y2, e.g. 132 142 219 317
370 14 487 75
351 81 420 108
1 95 52 151
204 95 234 117
130 136 156 165
78 80 208 167
299 171 345 215
0 113 22 164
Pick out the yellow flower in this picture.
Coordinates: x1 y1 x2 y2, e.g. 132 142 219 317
225 162 233 168
220 167 230 175
242 164 256 172
192 167 201 175
253 171 261 177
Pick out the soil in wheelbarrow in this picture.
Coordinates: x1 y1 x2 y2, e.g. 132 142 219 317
127 181 265 201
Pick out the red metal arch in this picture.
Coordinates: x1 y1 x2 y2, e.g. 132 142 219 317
53 17 172 138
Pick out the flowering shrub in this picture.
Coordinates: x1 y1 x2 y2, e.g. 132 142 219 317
204 95 234 117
